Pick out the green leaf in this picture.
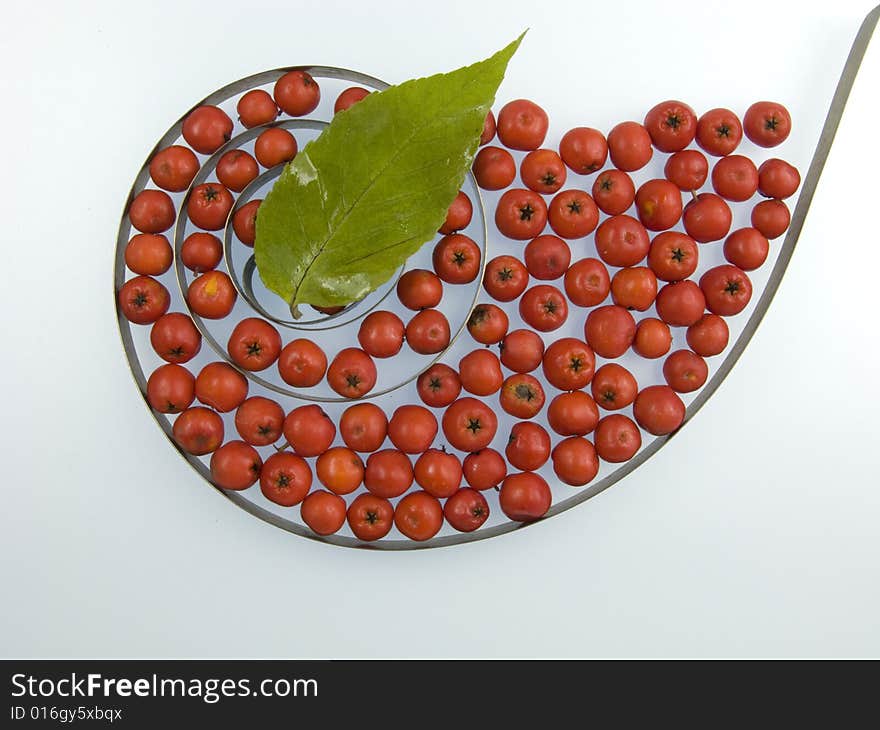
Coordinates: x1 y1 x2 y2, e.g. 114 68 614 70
254 34 524 317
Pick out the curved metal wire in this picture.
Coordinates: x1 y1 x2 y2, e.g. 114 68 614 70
114 8 878 550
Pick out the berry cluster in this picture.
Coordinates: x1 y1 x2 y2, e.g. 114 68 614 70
117 71 799 544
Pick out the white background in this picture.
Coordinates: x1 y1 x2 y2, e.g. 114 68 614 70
1 0 878 658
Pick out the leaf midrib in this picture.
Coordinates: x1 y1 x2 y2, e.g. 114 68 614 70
290 118 429 305
290 73 485 305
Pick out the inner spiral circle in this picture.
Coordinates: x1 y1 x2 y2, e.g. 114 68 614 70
164 69 489 405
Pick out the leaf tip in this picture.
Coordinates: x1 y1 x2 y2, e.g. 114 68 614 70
491 30 527 69
510 30 527 51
